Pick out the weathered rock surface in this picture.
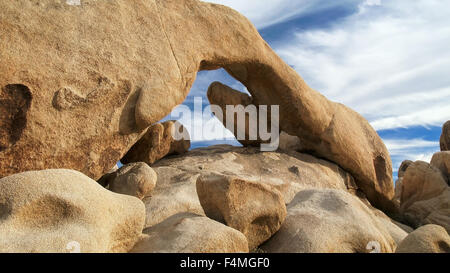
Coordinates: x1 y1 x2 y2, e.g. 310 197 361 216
394 160 413 205
398 160 413 179
399 161 450 233
197 174 286 250
261 189 406 253
0 0 393 213
143 145 358 228
103 162 157 200
207 84 305 152
207 82 394 212
441 121 450 151
207 82 274 148
396 225 450 253
131 213 249 253
400 161 448 210
430 152 450 182
0 169 145 253
97 165 119 187
122 121 190 166
402 188 450 234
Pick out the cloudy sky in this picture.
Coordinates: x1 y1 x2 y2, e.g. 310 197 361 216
165 0 450 179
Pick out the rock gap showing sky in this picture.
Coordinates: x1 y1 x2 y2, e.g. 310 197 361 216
162 0 450 179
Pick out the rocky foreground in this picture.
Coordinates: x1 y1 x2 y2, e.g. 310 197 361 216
0 0 449 253
1 122 449 253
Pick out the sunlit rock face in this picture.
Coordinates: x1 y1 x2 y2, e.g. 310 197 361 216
0 0 393 212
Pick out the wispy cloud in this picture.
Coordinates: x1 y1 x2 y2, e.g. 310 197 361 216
203 0 361 29
274 0 450 130
383 137 439 174
169 1 447 171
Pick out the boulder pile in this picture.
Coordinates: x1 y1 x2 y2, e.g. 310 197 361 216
0 0 448 253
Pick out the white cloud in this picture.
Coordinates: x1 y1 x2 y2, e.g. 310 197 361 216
275 0 450 130
383 138 439 173
383 138 438 154
364 0 381 6
203 0 360 29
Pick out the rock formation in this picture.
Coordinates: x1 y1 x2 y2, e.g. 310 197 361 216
143 145 359 228
396 225 450 253
0 169 145 253
3 0 444 255
122 121 190 166
399 161 450 233
430 152 450 182
441 121 450 151
197 174 287 250
261 189 407 253
206 83 394 212
101 162 157 200
131 213 249 253
0 0 393 213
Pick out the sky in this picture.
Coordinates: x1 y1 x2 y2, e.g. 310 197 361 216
163 0 450 179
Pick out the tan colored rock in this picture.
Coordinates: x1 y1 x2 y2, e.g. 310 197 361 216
143 145 358 228
441 121 450 151
131 213 249 253
0 0 393 213
207 85 304 151
403 188 450 233
196 174 287 250
394 160 413 205
0 169 145 253
394 178 403 204
106 162 157 200
261 189 406 253
430 151 450 182
399 161 450 233
400 161 448 211
206 82 394 212
398 160 413 178
396 225 450 253
122 121 190 166
207 82 274 147
278 131 303 152
97 165 119 187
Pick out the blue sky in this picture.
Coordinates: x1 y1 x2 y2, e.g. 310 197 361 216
163 0 450 179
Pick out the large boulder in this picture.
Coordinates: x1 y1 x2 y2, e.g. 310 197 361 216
122 121 190 166
0 0 393 213
102 162 157 200
430 152 450 182
197 174 287 250
400 161 448 210
261 189 406 253
130 213 249 253
398 160 414 179
402 189 450 234
441 121 450 151
400 161 450 233
0 169 145 253
143 145 358 228
396 225 450 253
